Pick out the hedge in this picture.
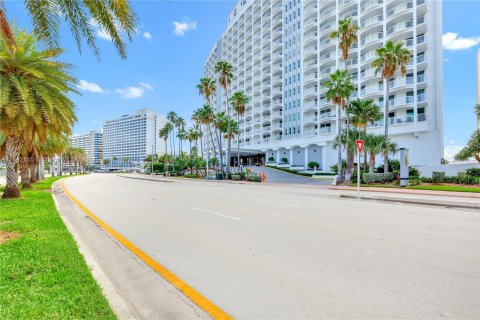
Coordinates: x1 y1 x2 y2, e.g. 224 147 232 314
362 173 395 184
246 175 262 182
432 171 445 183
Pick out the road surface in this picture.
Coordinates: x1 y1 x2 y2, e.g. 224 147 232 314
247 165 332 185
64 174 480 319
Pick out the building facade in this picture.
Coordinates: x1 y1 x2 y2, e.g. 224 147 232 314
477 49 479 129
102 109 166 167
204 0 443 170
69 131 103 168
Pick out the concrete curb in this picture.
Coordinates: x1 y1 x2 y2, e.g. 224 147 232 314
116 174 174 183
340 194 480 210
332 186 480 198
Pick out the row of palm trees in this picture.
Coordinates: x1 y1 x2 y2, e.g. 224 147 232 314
324 18 411 182
192 64 248 178
0 2 136 199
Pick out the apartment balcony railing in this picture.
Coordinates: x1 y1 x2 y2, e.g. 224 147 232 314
418 113 426 121
361 0 383 12
361 32 383 45
361 14 383 28
320 127 334 134
320 112 334 119
387 1 413 18
304 129 318 137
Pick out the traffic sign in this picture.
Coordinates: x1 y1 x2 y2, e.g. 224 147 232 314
355 139 364 153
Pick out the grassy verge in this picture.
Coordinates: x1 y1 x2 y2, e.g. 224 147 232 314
0 176 116 319
352 183 480 193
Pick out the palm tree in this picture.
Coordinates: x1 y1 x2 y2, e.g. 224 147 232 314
379 136 399 173
0 31 77 198
193 124 203 158
103 159 110 168
193 105 217 169
455 130 480 163
196 78 217 105
475 104 480 129
348 98 382 169
372 40 411 172
0 1 137 59
176 117 186 154
230 91 248 171
215 61 234 176
124 157 129 168
214 111 228 177
364 134 384 173
159 123 172 175
322 69 354 182
330 17 359 181
166 111 178 158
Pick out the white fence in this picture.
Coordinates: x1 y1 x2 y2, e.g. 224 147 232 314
417 161 480 177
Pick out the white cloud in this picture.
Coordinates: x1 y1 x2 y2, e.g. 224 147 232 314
173 20 197 36
115 82 153 99
142 31 152 41
442 32 480 51
77 80 106 93
444 145 464 161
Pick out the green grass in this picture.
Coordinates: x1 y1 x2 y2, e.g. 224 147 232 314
0 177 116 320
352 183 480 193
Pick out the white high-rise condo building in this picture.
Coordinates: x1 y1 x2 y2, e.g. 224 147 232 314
69 131 103 168
102 109 166 167
204 0 443 169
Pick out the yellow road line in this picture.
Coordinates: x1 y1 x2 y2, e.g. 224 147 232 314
62 181 233 320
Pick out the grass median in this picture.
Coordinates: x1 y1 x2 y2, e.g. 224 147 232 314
0 176 116 319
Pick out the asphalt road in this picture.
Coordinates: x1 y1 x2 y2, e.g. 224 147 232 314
64 174 480 319
246 165 332 185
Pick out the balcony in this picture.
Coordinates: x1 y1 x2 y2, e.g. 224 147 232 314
387 2 413 18
320 127 334 134
361 14 383 29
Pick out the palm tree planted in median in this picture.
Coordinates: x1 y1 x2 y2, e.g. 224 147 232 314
323 69 354 183
372 40 411 173
0 31 77 198
0 0 137 59
229 91 248 170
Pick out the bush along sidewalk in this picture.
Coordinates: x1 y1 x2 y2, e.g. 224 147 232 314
0 177 116 319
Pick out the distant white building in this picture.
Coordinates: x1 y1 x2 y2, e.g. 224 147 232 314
69 131 103 168
102 109 166 167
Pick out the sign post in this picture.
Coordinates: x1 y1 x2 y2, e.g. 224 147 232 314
355 139 364 198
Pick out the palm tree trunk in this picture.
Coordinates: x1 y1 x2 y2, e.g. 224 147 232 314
215 127 223 177
20 156 31 189
384 78 390 173
207 124 217 171
165 138 169 175
3 136 22 199
363 127 368 170
345 113 351 181
369 152 375 173
336 104 343 182
29 159 38 183
237 113 240 172
225 88 231 178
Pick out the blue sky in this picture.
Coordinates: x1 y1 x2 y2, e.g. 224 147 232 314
5 0 480 160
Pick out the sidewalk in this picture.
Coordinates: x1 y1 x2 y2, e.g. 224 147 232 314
332 185 480 198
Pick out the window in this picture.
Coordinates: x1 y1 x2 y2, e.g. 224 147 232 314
406 91 414 103
417 89 426 102
417 70 425 83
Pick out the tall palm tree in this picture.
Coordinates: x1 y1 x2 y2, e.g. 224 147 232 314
196 78 217 105
348 98 382 169
193 124 203 157
0 1 137 59
0 31 77 198
379 137 399 172
475 104 480 129
159 123 172 175
176 117 186 154
330 17 359 181
322 69 354 182
166 111 178 158
215 61 234 176
229 91 248 170
455 130 480 163
214 111 228 177
372 40 411 172
193 105 217 168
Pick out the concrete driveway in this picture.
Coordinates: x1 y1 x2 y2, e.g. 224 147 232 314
246 165 332 185
64 174 480 319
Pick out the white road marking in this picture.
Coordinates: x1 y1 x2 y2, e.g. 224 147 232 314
255 199 301 207
191 208 242 221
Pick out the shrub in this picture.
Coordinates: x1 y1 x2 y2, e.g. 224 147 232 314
308 161 320 169
268 156 275 162
184 174 198 178
409 166 420 177
466 168 480 177
231 175 241 180
281 157 289 164
351 170 368 184
443 175 480 185
361 172 394 184
246 175 262 182
432 171 445 183
313 172 336 176
409 177 421 186
170 171 178 177
421 177 433 183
